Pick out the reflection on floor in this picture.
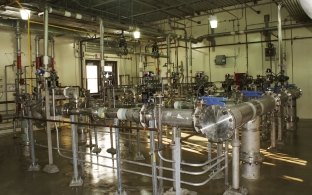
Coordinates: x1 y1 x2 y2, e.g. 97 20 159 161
0 119 311 195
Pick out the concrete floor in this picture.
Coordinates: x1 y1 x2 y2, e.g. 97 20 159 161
0 120 311 195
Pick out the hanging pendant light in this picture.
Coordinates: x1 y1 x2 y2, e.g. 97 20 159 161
209 15 218 29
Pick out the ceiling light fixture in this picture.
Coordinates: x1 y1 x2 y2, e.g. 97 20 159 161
209 15 218 29
133 28 141 39
20 9 31 20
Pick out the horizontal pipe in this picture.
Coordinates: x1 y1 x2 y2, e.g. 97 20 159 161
229 95 276 128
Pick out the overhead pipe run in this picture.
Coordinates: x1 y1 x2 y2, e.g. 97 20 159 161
47 7 95 21
194 22 312 44
46 6 163 37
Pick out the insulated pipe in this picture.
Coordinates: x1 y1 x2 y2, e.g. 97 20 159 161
46 6 161 37
228 95 276 129
174 101 194 109
47 7 95 21
161 109 193 128
116 107 193 128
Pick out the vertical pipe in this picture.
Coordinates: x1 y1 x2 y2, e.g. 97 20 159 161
207 141 212 163
16 20 22 71
4 65 11 115
166 34 171 79
69 115 83 186
277 106 283 143
51 38 55 71
241 117 261 180
217 143 222 170
189 40 192 82
35 36 40 100
92 126 101 153
185 39 188 84
43 8 49 72
173 127 181 195
15 21 21 115
270 112 277 149
99 16 105 102
156 95 163 193
224 141 229 186
99 18 104 67
278 3 284 74
115 118 122 194
232 128 240 190
28 110 40 171
149 120 158 195
42 7 59 174
44 9 50 160
35 36 40 69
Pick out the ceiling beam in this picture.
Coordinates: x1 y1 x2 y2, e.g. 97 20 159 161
131 0 205 18
133 0 200 23
133 0 183 19
90 0 116 8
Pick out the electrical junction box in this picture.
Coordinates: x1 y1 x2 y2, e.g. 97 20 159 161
215 55 226 65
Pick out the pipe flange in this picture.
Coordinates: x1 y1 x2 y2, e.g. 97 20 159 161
193 105 234 142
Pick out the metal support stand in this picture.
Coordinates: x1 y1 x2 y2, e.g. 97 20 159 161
224 129 247 195
224 141 229 186
115 118 126 194
149 120 158 195
69 115 83 187
92 126 102 154
107 126 117 155
213 143 225 179
268 112 277 150
173 127 181 194
28 111 40 171
13 119 17 138
277 106 284 145
22 118 30 157
134 129 145 161
241 117 262 180
156 95 164 194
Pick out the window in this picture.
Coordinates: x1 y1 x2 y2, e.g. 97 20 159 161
86 64 99 93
